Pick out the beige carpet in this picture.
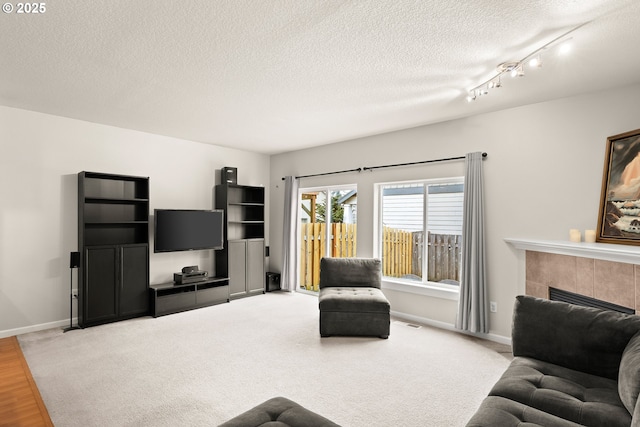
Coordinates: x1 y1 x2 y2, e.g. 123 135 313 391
18 292 511 426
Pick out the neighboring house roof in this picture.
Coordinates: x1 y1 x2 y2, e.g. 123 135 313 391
337 190 357 205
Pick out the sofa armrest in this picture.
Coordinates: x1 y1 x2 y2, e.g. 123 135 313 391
511 295 640 380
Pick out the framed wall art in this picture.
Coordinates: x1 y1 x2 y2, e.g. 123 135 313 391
597 128 640 245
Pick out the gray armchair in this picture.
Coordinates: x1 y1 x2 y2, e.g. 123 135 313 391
318 257 390 338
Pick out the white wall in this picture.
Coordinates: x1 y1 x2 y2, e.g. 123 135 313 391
268 83 640 340
0 106 270 337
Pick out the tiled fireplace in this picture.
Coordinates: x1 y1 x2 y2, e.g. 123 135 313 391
506 238 640 314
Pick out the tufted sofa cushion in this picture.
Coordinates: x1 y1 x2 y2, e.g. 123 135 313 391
487 357 631 427
319 287 390 313
219 396 340 427
467 396 584 427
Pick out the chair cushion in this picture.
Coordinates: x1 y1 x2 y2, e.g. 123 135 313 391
488 357 630 427
219 396 339 427
319 287 390 313
619 331 640 414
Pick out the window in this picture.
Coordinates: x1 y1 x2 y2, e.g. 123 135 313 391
298 185 357 293
376 178 463 290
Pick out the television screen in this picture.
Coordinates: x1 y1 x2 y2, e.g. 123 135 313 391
154 209 224 253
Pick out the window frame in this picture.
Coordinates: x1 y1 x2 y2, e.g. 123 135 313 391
374 177 464 300
297 183 358 295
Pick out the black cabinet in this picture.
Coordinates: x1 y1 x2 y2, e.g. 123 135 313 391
149 277 229 317
78 172 150 327
228 239 265 299
215 184 266 300
82 244 149 326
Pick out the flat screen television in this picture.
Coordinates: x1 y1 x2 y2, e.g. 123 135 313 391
154 209 224 253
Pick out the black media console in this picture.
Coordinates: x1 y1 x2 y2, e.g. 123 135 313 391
149 277 229 317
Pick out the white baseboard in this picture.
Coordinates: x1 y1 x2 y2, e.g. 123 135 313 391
2 310 512 347
0 318 77 339
390 310 512 346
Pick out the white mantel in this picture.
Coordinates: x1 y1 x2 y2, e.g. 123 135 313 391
505 238 640 265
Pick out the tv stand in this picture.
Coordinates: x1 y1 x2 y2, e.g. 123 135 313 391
149 277 229 317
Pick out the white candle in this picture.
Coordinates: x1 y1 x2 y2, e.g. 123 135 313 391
569 229 581 242
585 230 596 243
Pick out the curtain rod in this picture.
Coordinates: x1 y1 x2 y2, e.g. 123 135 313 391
363 152 487 172
281 152 487 180
281 167 362 180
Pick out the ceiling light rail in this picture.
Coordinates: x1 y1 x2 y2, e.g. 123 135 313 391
466 22 587 102
282 152 487 180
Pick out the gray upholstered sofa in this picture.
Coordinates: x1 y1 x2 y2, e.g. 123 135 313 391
467 295 640 427
318 257 390 338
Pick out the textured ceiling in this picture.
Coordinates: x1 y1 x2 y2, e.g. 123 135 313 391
2 1 640 154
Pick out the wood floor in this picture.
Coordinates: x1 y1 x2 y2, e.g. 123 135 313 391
0 336 53 426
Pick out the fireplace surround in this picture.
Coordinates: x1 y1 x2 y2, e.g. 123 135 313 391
506 238 640 314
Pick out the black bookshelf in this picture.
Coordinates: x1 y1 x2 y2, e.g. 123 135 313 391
78 171 150 327
215 184 266 299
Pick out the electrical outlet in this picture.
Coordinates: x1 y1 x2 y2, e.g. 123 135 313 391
490 301 498 313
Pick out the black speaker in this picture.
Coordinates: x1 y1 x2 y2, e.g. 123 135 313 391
266 272 281 292
222 167 237 184
69 251 80 268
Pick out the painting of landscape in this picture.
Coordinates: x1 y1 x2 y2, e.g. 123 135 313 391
598 129 640 244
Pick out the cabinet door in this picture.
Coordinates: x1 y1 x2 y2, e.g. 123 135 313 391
119 244 149 317
228 240 247 297
246 239 265 294
84 247 118 325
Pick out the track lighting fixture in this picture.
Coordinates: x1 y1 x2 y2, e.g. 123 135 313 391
465 23 585 102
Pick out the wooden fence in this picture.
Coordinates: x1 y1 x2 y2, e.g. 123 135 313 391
425 232 461 283
299 223 357 291
299 224 460 291
383 229 461 282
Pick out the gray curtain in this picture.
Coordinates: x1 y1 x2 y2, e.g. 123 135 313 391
456 152 488 333
281 176 299 292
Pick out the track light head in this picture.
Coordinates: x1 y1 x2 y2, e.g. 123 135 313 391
558 42 572 55
529 56 542 68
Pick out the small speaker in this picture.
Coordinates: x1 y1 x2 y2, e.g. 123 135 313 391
69 252 80 268
222 167 237 184
266 272 281 292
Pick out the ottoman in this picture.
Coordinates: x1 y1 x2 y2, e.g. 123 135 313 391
319 287 390 338
219 396 340 427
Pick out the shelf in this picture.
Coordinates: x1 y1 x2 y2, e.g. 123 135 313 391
84 221 149 227
83 173 149 200
84 226 148 246
229 221 264 224
85 197 149 204
229 202 264 207
505 238 640 265
150 276 229 291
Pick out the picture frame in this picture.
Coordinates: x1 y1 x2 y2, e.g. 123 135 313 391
597 128 640 245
